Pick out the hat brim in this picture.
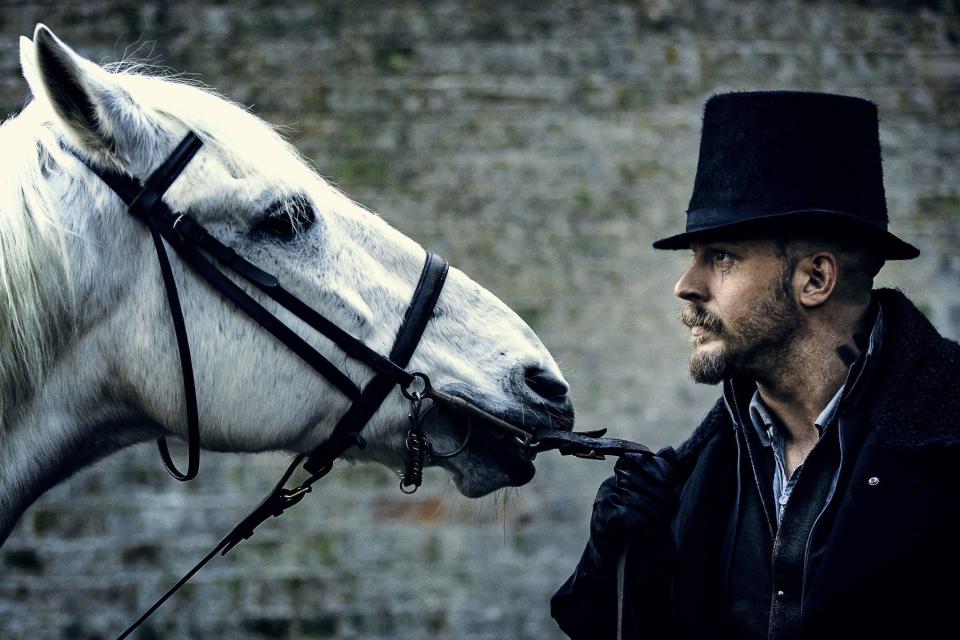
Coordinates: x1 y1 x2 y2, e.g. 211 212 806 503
652 209 919 260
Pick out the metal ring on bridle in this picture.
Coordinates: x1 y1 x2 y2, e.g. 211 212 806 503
415 402 473 459
401 371 431 401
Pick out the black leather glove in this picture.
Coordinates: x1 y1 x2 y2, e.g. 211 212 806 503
551 447 679 639
584 446 679 571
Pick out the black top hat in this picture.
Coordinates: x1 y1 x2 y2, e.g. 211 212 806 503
653 91 919 259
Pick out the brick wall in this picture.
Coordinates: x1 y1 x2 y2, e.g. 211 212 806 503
1 1 958 638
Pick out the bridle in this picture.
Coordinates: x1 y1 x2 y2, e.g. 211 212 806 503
71 131 651 638
73 131 451 483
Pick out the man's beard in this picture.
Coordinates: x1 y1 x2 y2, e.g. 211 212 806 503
680 270 800 385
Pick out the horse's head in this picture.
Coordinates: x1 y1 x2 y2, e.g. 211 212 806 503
5 25 572 511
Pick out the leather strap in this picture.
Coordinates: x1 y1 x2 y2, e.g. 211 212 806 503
152 220 365 400
304 252 448 474
146 216 200 480
99 134 206 480
528 427 652 458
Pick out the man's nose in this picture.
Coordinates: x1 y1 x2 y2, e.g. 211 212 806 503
674 264 707 302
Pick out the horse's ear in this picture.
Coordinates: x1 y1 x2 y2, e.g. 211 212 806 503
18 36 42 96
23 25 133 160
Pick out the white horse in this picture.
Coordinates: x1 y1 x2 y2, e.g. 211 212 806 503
0 25 573 545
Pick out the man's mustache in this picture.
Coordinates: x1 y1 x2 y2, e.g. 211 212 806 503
679 304 724 334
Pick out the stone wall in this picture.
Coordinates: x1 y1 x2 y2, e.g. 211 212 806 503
1 1 958 638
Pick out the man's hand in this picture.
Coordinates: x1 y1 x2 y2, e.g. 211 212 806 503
585 446 679 570
551 447 679 639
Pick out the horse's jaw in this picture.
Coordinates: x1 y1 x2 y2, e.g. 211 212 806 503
436 414 567 498
444 446 538 498
346 385 573 498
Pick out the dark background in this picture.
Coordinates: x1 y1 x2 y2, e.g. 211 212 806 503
2 1 958 638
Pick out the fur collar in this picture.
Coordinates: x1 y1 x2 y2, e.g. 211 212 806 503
867 288 960 448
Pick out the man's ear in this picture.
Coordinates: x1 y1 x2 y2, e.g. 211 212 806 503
794 251 839 308
21 24 139 162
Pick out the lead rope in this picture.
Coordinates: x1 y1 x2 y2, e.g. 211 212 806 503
114 382 652 638
115 454 307 639
115 384 428 639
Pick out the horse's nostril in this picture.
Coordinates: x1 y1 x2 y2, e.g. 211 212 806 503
523 366 569 402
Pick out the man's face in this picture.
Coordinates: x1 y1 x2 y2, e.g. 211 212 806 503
674 238 801 384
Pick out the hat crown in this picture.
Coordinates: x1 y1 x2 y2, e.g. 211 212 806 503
653 91 918 259
688 91 887 224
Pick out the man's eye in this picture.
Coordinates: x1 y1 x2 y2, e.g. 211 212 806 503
251 195 316 241
709 248 735 262
710 250 734 270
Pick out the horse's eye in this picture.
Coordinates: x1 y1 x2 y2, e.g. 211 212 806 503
251 195 316 241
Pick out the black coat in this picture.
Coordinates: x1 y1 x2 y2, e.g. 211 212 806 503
552 289 960 639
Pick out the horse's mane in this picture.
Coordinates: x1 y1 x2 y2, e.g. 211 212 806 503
109 64 320 187
0 103 74 421
0 62 336 424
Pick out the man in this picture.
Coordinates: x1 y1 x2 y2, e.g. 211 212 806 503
551 92 960 639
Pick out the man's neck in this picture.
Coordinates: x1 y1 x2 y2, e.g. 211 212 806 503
754 299 872 447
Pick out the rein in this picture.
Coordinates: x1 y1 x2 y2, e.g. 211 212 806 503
72 132 651 638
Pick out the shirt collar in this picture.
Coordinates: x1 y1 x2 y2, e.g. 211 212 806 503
747 384 841 449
